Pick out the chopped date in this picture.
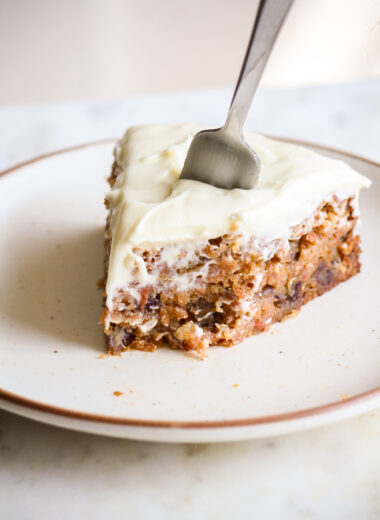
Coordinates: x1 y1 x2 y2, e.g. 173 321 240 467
121 331 135 347
208 237 223 247
291 281 302 301
261 284 275 296
145 295 161 311
314 262 333 287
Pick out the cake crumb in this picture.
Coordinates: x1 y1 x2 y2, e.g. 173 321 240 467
340 393 349 401
113 391 123 397
280 309 300 322
229 216 243 232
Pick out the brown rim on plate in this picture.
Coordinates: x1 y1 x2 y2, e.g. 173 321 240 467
0 387 379 429
0 138 379 430
0 138 115 178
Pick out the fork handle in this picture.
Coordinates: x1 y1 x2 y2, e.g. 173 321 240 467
225 0 293 135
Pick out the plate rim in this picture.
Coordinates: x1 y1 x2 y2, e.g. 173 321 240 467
1 136 379 179
1 138 379 431
1 387 379 429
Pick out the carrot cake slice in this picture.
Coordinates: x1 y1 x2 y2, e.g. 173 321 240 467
101 124 371 356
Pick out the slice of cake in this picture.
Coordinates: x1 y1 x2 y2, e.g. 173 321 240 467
101 124 371 356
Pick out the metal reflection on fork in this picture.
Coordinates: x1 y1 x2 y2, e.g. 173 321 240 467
180 0 294 190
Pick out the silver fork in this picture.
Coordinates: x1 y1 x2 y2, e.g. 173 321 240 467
180 0 293 190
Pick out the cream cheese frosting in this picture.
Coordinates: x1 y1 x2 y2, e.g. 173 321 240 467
106 123 371 304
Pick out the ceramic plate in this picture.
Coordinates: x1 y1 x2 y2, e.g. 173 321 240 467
0 140 379 443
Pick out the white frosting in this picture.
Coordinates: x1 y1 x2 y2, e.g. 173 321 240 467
106 123 371 305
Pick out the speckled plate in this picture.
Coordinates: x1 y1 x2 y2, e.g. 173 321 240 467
0 140 379 443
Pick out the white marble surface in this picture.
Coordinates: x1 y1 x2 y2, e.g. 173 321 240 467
1 79 379 172
1 80 380 519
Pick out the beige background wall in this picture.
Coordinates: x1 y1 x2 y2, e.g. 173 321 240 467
0 0 379 104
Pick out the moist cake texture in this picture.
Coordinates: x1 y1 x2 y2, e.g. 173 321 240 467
101 124 371 356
